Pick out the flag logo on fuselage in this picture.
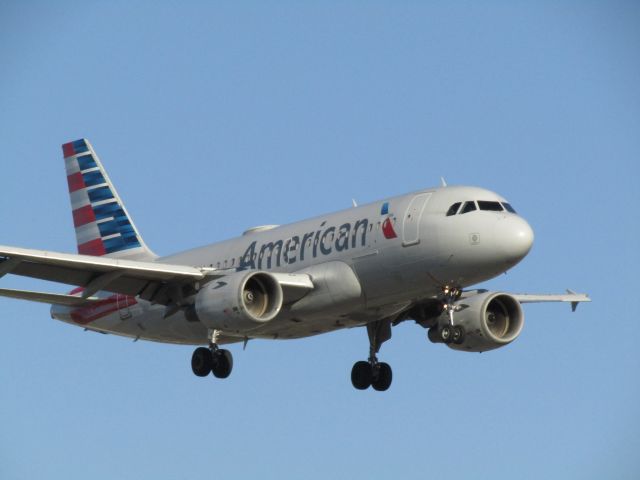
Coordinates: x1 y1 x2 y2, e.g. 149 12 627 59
380 202 397 239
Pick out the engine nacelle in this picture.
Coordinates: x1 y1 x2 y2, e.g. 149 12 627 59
440 292 524 352
192 271 283 334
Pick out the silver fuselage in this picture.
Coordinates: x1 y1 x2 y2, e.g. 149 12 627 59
51 185 534 344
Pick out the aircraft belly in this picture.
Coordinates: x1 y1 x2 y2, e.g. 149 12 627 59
247 300 413 341
249 316 363 340
55 298 214 345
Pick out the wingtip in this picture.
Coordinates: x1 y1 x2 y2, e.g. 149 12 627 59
567 288 591 312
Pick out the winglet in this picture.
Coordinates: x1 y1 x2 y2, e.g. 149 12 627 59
567 289 585 312
440 177 447 187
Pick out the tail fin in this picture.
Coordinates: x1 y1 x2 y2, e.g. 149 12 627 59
62 139 156 260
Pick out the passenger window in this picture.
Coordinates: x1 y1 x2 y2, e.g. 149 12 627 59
502 203 517 213
446 202 461 216
478 201 503 211
460 201 477 214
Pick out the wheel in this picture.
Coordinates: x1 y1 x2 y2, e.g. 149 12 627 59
427 327 441 343
191 347 213 377
351 361 373 390
453 326 465 345
440 325 453 344
211 349 233 378
372 362 392 391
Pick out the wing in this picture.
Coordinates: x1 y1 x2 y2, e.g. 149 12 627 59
511 290 591 312
0 244 216 305
0 287 101 306
0 244 316 308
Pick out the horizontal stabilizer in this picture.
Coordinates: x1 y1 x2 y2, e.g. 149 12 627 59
0 288 100 306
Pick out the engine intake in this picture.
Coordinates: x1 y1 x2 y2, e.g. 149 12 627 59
193 271 283 333
483 294 522 342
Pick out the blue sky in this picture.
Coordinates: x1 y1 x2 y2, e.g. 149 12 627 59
1 2 639 479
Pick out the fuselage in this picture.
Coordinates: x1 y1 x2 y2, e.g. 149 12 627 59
51 185 534 345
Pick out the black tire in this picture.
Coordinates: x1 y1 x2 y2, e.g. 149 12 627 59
351 361 373 390
427 327 441 343
211 349 233 379
191 347 213 377
440 325 453 344
453 325 465 345
372 362 392 392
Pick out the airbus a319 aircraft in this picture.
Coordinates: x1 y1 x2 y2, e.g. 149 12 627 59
0 139 590 391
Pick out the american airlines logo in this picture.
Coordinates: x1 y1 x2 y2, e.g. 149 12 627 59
380 202 398 239
239 203 397 270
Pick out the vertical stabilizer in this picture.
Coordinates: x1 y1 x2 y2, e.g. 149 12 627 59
62 139 156 260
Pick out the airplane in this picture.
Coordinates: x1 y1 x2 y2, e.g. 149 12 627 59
0 139 590 391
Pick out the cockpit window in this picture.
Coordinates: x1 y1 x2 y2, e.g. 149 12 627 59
502 203 517 213
460 201 477 214
446 202 461 216
478 201 504 211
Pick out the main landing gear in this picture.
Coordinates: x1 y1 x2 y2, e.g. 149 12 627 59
427 285 465 345
351 320 393 391
191 329 233 379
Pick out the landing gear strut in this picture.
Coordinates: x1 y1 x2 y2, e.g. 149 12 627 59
191 329 233 379
351 320 393 391
428 286 465 345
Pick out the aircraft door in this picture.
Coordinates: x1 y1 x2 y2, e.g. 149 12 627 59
402 193 431 246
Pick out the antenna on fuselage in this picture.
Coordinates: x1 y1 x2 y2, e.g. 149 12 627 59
440 177 448 187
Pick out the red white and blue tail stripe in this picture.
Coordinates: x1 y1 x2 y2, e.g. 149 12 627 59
62 139 155 260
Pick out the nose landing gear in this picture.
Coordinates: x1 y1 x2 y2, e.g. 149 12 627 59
351 320 393 391
436 324 465 345
428 285 466 345
191 329 233 379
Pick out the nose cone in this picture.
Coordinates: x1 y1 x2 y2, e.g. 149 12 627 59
495 216 534 264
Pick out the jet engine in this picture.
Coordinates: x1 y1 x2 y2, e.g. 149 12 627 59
430 292 524 352
191 271 283 334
